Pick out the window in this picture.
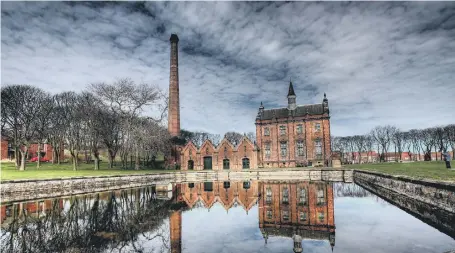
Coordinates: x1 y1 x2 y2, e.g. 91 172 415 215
205 147 209 155
280 126 286 135
265 143 271 159
224 147 227 157
266 209 273 219
317 188 325 205
204 182 213 192
282 187 289 204
315 139 322 159
223 181 230 189
297 141 305 156
318 212 325 222
188 183 194 188
299 188 307 205
299 212 307 222
282 210 290 221
244 145 247 153
266 187 272 204
315 123 321 132
223 159 230 170
242 158 250 169
243 181 251 189
296 124 303 134
280 142 287 158
264 127 270 136
188 160 194 170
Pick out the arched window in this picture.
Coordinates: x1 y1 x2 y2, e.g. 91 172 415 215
224 146 228 158
299 188 307 205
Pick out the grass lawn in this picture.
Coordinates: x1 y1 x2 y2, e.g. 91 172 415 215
345 161 455 181
0 162 174 181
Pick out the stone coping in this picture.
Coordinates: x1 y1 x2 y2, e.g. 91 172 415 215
353 169 455 190
0 167 348 184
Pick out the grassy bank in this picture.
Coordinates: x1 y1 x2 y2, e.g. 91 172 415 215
0 162 174 181
345 161 455 181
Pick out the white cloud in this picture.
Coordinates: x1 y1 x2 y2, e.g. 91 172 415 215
2 2 455 136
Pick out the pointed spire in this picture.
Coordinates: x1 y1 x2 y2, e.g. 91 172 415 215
287 79 296 97
323 92 328 102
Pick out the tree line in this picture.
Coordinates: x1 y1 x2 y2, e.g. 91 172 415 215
1 79 171 171
331 124 455 164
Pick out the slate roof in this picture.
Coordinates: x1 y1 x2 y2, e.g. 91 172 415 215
288 81 296 96
261 227 333 240
259 104 325 120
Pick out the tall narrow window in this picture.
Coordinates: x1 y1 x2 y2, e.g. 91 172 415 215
318 212 325 222
266 187 272 204
223 159 230 170
296 124 303 134
223 181 230 189
224 147 227 158
317 188 325 205
280 142 287 158
299 211 307 221
315 123 321 132
297 141 305 156
266 209 273 219
279 126 286 136
265 143 271 159
299 188 307 205
282 187 289 204
264 127 270 136
315 139 322 160
282 210 290 221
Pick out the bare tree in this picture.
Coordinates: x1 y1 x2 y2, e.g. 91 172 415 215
370 126 394 162
444 124 455 160
246 132 256 143
364 134 375 163
420 128 436 161
34 93 54 169
207 133 221 146
224 131 243 146
1 85 46 170
89 78 168 167
57 92 84 170
353 135 367 164
79 92 106 170
391 128 405 162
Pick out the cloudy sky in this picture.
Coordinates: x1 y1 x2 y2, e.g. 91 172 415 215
2 1 455 136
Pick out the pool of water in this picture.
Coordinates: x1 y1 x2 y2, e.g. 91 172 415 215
1 180 454 253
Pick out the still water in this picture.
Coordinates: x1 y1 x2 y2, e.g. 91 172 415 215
1 181 454 253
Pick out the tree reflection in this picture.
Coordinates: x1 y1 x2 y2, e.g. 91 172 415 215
1 187 172 253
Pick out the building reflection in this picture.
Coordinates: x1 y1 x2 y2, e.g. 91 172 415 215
0 181 335 253
171 180 335 252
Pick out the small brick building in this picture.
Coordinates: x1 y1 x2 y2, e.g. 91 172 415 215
255 81 332 168
179 136 259 171
0 137 63 161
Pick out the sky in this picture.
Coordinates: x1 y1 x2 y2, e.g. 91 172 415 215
1 1 455 136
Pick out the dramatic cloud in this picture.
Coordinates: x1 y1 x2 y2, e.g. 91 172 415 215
2 2 455 136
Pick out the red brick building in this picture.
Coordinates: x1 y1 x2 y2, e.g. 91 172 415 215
255 82 331 168
0 137 63 161
179 136 259 170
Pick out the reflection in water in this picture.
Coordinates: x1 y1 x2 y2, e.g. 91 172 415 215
1 181 454 253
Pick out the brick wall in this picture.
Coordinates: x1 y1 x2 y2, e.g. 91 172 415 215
256 114 331 168
1 140 8 160
179 137 258 171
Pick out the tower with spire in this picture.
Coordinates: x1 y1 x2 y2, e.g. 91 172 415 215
287 79 297 110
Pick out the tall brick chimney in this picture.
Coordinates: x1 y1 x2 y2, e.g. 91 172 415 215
168 34 180 137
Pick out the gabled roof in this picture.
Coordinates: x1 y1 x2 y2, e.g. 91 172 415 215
200 139 216 151
216 138 236 152
234 136 255 151
181 141 198 154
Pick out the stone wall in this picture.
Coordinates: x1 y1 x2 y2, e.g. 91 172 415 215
1 169 353 203
354 170 455 239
